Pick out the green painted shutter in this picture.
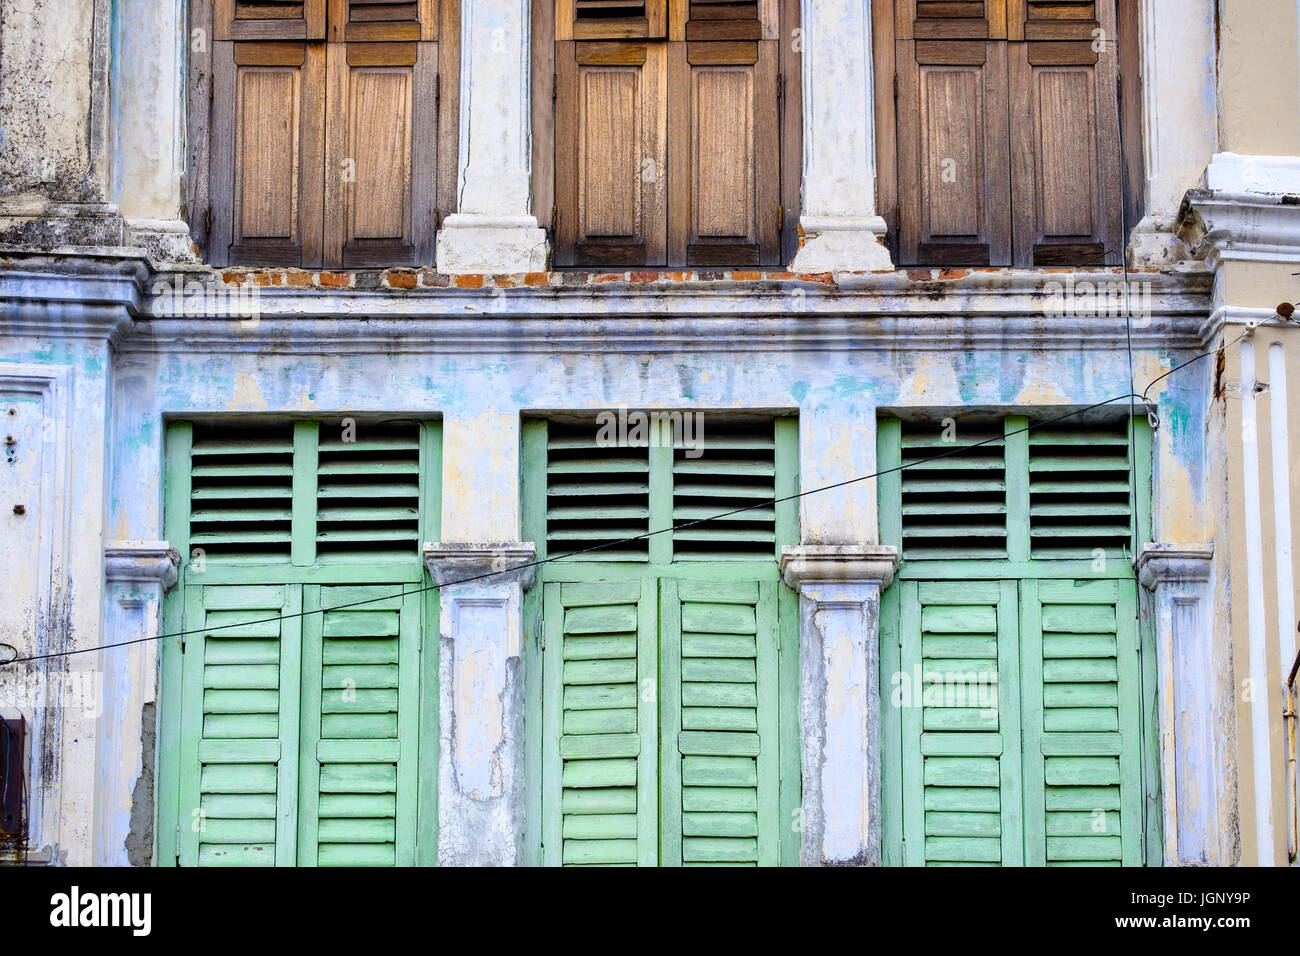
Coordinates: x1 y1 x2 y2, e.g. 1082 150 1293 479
661 579 780 866
542 580 658 866
298 586 421 865
1027 421 1133 560
164 419 440 867
672 422 777 560
189 422 297 564
899 580 1021 866
546 423 652 561
179 584 302 867
1021 578 1142 866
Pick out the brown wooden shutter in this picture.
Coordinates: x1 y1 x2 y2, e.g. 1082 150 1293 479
663 0 779 267
210 41 326 267
328 0 437 41
894 0 1011 267
216 0 327 40
1008 0 1122 266
667 36 779 266
558 0 668 40
325 40 438 266
555 40 669 267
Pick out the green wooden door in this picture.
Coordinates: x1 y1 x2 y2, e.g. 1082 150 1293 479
541 576 782 866
162 419 440 866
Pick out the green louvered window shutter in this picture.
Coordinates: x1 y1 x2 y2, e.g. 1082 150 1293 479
542 580 658 866
898 580 1020 866
527 415 799 866
661 579 781 866
179 584 302 866
879 414 1154 867
297 586 421 866
163 419 440 867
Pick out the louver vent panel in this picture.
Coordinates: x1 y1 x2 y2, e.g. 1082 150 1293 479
1027 421 1132 559
1024 0 1098 41
236 0 306 18
190 422 296 564
900 419 1008 560
316 422 421 562
546 423 651 561
687 0 761 40
673 422 775 561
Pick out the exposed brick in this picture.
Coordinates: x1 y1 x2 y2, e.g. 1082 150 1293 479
906 269 933 282
798 272 834 285
221 271 245 286
493 274 523 288
524 271 551 287
730 270 761 281
765 271 796 281
284 270 312 287
418 269 449 287
666 271 692 283
629 271 659 284
592 272 626 283
354 272 383 290
385 271 418 289
319 272 352 288
251 271 282 287
452 274 484 289
938 269 969 280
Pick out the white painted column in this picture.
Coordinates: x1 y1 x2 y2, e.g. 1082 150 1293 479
435 0 548 274
114 0 193 261
423 544 536 865
781 545 898 866
1129 0 1219 266
98 542 179 865
1135 543 1222 866
789 0 892 273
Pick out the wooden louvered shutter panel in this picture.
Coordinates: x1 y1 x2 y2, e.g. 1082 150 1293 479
1026 420 1132 560
899 580 1021 866
216 0 327 40
298 586 420 865
543 580 658 865
672 421 777 560
895 0 1011 266
1021 579 1142 865
555 40 668 266
895 418 1009 560
558 0 668 39
667 1 779 266
324 1 437 267
1008 0 1122 266
315 421 422 561
661 579 780 865
545 422 652 560
179 585 302 866
189 422 296 563
211 40 326 267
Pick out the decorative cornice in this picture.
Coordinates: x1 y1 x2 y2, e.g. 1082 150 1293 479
1177 189 1300 265
780 545 900 590
104 541 180 591
1135 543 1214 590
0 252 149 342
422 542 538 589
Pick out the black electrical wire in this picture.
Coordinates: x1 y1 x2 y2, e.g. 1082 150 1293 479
0 351 1247 668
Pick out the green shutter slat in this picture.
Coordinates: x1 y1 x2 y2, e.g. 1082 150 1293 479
314 422 421 562
544 422 653 561
670 423 777 561
187 423 297 563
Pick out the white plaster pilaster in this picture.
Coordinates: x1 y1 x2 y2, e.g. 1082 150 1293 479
435 0 548 274
97 541 179 866
789 0 892 273
1135 543 1220 866
423 543 536 865
781 544 898 866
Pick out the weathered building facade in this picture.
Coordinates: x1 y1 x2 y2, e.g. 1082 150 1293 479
0 0 1296 867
